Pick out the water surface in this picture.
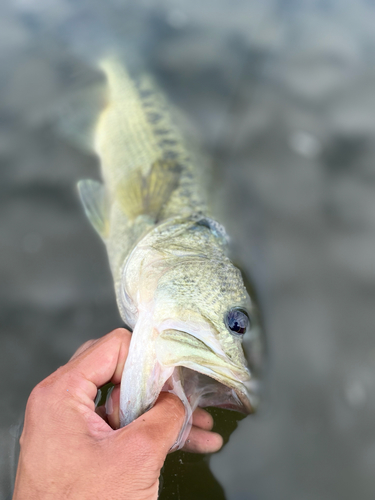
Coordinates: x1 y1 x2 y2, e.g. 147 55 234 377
2 1 375 499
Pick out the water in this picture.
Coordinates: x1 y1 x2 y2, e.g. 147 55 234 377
2 1 375 499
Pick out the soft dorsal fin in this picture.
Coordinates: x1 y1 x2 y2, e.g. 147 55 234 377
77 179 109 239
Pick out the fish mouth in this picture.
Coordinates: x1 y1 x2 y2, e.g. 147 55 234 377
162 366 251 413
155 328 258 445
119 318 258 450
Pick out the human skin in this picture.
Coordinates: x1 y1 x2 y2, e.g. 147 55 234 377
12 328 223 500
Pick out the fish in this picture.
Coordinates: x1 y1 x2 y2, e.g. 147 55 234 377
78 58 262 448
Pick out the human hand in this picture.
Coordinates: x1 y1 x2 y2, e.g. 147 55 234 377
13 328 223 500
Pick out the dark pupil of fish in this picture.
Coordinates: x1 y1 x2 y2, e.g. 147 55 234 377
226 309 249 335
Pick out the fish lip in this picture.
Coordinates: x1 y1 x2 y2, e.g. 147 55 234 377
155 324 258 414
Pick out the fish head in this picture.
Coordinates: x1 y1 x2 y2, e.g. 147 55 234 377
153 250 258 413
119 217 262 446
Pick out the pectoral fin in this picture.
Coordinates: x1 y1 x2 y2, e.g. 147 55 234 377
77 179 109 239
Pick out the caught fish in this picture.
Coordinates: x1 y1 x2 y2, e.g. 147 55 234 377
78 58 262 448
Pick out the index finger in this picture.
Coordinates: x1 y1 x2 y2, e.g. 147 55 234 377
61 328 131 389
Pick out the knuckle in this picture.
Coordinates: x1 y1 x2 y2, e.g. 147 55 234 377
117 429 158 470
78 339 96 352
26 368 75 412
25 382 51 418
69 339 98 360
133 427 156 454
28 380 49 402
132 425 161 461
140 419 175 455
109 327 131 341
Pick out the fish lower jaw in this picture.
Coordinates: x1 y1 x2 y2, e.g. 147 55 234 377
154 327 256 414
159 366 255 449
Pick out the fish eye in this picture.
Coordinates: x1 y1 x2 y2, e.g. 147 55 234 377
225 308 250 336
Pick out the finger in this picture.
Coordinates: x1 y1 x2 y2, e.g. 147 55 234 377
181 426 223 454
110 339 129 386
105 384 215 433
107 391 214 433
107 390 221 453
69 339 98 361
56 329 131 399
117 393 185 456
191 407 214 431
95 405 108 421
107 384 120 429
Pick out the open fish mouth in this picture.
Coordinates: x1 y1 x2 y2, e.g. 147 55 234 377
161 366 251 450
163 366 251 414
155 328 258 448
119 319 258 450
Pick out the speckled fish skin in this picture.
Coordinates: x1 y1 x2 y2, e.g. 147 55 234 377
78 58 259 445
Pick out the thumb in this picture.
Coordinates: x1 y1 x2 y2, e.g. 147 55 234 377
116 393 185 458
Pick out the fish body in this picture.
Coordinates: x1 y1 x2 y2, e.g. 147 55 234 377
78 59 260 447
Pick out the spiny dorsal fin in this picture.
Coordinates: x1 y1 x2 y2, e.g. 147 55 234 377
77 179 109 239
116 160 181 221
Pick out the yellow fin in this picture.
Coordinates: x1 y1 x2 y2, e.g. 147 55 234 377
116 160 181 221
77 179 109 239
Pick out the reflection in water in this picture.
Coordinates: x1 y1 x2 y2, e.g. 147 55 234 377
160 408 245 500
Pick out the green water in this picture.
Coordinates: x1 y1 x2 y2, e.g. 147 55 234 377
160 409 245 500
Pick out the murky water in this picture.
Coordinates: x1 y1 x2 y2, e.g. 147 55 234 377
2 1 375 499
